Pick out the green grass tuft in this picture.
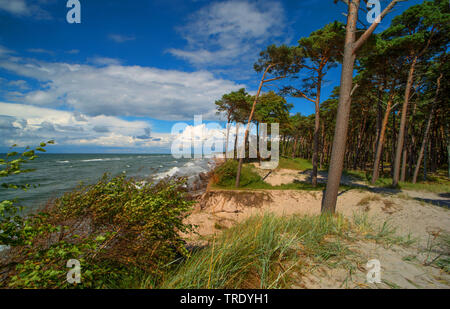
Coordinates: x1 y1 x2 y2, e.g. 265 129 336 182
278 157 313 171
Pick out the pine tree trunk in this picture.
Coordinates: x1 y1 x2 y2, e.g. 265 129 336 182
412 73 442 183
321 0 359 213
225 118 231 160
391 109 397 178
375 81 384 153
423 142 428 181
234 124 239 160
393 56 417 186
312 76 322 186
431 123 437 172
236 66 269 187
400 142 408 182
353 109 368 170
320 120 325 169
446 123 450 179
256 121 260 161
292 137 298 159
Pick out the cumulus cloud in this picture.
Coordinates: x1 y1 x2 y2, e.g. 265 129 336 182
66 49 80 54
0 0 52 19
7 80 29 90
88 56 122 66
169 122 266 157
0 102 172 149
108 34 136 43
168 0 286 72
0 54 245 121
0 45 14 56
27 48 55 55
0 0 28 15
0 102 253 152
175 123 226 142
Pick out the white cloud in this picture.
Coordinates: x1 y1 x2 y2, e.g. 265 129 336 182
27 48 54 55
0 0 27 15
0 54 245 121
0 0 51 19
171 122 263 156
7 80 29 90
0 103 256 152
66 49 80 54
0 102 171 149
88 56 122 66
176 123 226 142
0 45 14 56
108 34 136 43
23 90 58 105
169 0 286 70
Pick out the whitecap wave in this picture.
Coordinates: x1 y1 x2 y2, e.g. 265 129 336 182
81 158 121 162
154 158 215 181
155 166 180 179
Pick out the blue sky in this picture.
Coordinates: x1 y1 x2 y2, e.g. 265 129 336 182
0 0 423 153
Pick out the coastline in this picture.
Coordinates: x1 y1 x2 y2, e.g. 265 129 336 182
185 156 225 198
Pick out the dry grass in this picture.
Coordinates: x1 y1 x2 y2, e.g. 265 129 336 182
137 212 416 289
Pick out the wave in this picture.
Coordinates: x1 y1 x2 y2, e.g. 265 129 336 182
155 167 180 179
80 158 122 162
154 159 215 180
137 155 170 159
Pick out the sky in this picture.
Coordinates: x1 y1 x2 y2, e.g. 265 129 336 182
0 0 423 153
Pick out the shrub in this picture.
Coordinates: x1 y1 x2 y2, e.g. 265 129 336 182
0 142 54 247
1 175 195 288
213 160 263 187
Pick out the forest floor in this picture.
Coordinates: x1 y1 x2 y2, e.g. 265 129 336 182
185 161 450 289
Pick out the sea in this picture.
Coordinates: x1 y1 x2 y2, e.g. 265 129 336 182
0 153 215 213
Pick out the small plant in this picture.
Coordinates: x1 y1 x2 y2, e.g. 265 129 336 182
0 141 54 246
423 231 450 272
365 221 415 247
352 211 372 234
357 195 381 207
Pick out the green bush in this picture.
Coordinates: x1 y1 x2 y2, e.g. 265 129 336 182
213 160 263 187
1 174 196 288
0 142 54 246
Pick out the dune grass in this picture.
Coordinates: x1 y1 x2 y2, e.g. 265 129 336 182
145 213 354 289
130 212 416 289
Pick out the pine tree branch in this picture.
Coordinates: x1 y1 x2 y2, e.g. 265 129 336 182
353 0 406 54
293 92 316 103
263 76 287 83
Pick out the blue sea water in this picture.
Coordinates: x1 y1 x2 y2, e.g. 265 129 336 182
0 153 214 213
